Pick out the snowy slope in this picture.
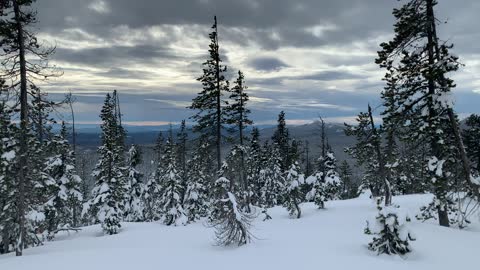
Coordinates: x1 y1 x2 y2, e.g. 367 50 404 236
1 194 479 270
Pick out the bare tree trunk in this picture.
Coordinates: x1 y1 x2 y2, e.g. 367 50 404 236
13 0 28 256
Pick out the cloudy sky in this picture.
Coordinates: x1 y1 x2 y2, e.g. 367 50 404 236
34 0 480 126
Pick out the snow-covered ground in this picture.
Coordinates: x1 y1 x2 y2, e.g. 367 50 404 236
1 194 479 270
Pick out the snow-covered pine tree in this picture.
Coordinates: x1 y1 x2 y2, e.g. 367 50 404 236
142 173 161 222
377 0 467 226
283 162 304 219
0 0 61 256
0 104 20 254
124 145 145 222
184 135 214 222
189 16 230 171
323 149 342 199
154 131 165 164
365 203 416 256
157 129 187 226
176 120 188 201
246 127 263 206
221 145 251 212
183 140 211 222
272 111 291 171
345 106 392 206
305 146 341 209
225 70 253 209
463 114 480 175
259 145 285 214
85 93 126 235
339 160 358 199
0 104 44 253
43 122 83 239
208 176 253 246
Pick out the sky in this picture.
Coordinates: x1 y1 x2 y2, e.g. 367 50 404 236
33 0 480 126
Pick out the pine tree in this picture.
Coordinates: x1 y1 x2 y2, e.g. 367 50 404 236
283 162 304 219
272 111 291 171
143 133 166 222
323 149 342 198
189 16 230 171
345 106 392 206
339 160 358 199
463 114 480 175
43 122 83 239
246 127 263 206
85 94 126 235
0 104 20 254
258 145 285 219
184 136 213 222
225 70 253 208
0 0 60 256
157 129 187 226
142 173 161 222
365 203 416 256
0 105 44 253
176 120 188 201
208 177 253 246
124 145 145 222
154 131 165 164
376 0 473 227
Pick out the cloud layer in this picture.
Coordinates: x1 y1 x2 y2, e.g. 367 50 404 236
33 0 480 124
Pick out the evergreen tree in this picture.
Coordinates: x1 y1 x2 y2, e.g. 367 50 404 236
338 160 358 199
283 162 304 218
225 70 253 207
258 146 285 219
184 136 214 222
176 120 188 201
377 0 467 226
0 104 20 253
142 173 161 222
345 106 392 206
154 131 165 164
246 127 263 206
0 105 44 253
303 140 314 177
463 114 480 175
157 129 187 226
0 0 60 256
323 149 342 198
208 176 253 246
85 94 126 235
43 122 83 239
124 145 145 222
189 16 230 171
272 111 291 171
365 203 416 256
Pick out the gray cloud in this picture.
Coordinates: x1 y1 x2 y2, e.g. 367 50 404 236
28 0 480 124
53 45 181 67
248 57 289 71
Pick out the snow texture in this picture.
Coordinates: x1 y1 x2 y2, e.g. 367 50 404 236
1 194 480 270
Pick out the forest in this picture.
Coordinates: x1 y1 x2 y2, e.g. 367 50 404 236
1 0 480 268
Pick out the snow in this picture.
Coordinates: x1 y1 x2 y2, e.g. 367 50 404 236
1 150 15 161
1 194 480 270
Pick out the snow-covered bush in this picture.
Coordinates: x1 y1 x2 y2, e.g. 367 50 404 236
283 162 304 218
208 177 253 246
365 204 415 255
